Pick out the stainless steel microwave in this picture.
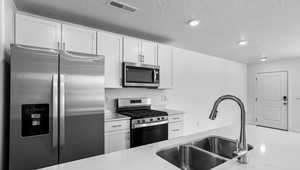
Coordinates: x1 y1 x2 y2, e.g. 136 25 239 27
122 62 160 88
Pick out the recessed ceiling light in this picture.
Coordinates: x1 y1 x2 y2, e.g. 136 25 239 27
187 19 200 27
260 57 268 62
237 40 248 46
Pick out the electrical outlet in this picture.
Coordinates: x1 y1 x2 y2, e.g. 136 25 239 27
161 95 167 102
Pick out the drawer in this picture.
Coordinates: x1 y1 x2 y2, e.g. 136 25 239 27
105 130 130 153
168 122 183 139
105 120 130 132
168 114 183 123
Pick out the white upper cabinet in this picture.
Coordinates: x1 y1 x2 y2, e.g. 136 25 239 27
141 40 157 65
123 36 157 65
97 31 123 88
15 13 61 49
158 44 173 89
62 24 97 54
123 37 140 63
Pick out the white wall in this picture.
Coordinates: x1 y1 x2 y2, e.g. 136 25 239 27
1 0 16 169
248 58 300 132
167 48 247 135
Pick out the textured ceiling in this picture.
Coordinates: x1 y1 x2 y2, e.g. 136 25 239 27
13 0 300 63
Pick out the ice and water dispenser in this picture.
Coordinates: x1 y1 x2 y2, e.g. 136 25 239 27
22 104 49 137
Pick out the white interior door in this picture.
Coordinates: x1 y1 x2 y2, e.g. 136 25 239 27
256 72 288 130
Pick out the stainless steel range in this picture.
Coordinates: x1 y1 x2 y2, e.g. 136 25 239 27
116 98 168 147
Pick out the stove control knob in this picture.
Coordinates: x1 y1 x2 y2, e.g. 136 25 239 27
137 120 140 123
142 120 145 123
162 117 165 120
150 118 153 122
158 117 160 120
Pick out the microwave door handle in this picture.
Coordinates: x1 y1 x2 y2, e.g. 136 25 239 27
154 70 157 82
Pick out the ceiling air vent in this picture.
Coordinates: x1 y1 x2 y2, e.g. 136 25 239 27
106 0 138 13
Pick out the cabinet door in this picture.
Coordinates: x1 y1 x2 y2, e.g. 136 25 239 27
105 130 130 153
141 40 157 65
98 32 122 88
15 13 61 49
168 122 183 139
158 44 173 89
62 24 97 54
123 37 140 63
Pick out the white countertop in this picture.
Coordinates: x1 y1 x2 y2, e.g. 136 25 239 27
40 125 300 170
150 107 184 115
104 113 130 122
159 108 184 115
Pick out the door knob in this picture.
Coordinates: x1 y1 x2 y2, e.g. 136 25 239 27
283 96 287 101
283 96 288 105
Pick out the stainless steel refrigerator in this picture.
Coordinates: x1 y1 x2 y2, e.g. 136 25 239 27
9 44 105 170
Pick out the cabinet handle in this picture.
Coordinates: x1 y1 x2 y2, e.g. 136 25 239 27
62 42 66 51
57 42 61 50
172 129 180 132
112 125 122 128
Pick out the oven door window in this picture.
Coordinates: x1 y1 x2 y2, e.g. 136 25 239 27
126 66 154 83
130 123 168 148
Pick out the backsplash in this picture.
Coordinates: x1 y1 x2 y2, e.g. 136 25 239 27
105 88 168 116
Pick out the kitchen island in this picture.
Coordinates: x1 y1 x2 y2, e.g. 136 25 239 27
41 125 300 170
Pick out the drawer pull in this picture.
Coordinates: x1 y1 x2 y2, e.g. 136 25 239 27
112 125 122 128
172 117 181 121
172 129 180 132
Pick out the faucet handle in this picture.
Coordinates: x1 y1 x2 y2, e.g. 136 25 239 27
235 139 239 152
233 139 248 163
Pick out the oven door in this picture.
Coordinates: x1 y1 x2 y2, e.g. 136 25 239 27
123 62 159 88
130 123 168 148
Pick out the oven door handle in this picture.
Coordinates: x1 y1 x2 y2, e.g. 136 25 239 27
153 70 157 83
132 120 168 129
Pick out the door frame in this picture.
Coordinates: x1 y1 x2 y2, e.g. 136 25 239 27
254 71 289 130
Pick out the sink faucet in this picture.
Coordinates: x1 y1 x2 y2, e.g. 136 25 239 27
209 95 248 164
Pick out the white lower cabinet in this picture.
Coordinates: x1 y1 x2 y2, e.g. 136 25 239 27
105 119 130 153
168 113 184 139
168 122 184 139
105 129 130 153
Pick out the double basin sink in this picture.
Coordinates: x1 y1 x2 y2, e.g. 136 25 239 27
156 136 253 170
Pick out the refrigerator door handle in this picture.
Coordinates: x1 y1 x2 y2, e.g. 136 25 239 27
60 75 65 148
15 44 58 54
52 74 58 149
62 51 104 61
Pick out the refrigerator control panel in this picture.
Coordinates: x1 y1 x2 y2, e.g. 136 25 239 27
22 104 49 137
